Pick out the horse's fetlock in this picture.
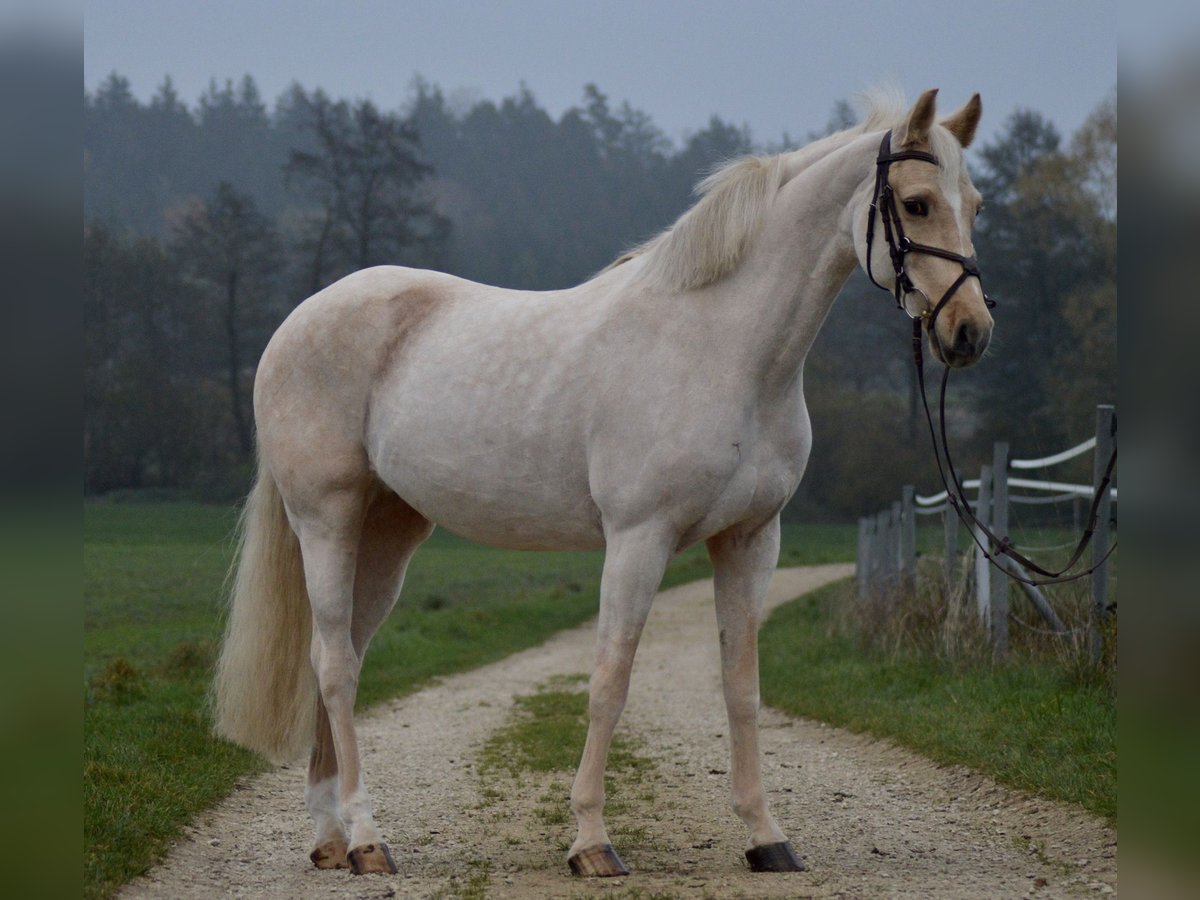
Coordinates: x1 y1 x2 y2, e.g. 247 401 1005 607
732 790 767 822
570 791 604 820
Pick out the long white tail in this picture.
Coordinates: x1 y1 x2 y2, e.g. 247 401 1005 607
213 464 316 764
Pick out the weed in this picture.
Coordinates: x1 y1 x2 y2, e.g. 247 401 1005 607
161 640 215 677
89 658 145 703
432 858 492 900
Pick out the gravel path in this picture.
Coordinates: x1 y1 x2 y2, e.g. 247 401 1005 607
123 564 1116 899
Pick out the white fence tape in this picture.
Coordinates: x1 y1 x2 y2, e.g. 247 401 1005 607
915 433 1116 507
1010 437 1096 470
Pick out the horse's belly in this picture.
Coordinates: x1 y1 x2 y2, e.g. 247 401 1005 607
370 440 604 551
417 491 605 551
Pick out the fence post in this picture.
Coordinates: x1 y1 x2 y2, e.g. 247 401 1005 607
1091 404 1115 663
900 485 916 596
989 442 1010 659
943 503 960 586
857 517 871 601
890 500 903 595
874 509 890 593
973 464 992 629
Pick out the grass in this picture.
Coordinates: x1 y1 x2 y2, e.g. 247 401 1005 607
84 500 856 898
759 577 1116 820
478 676 655 784
476 677 659 854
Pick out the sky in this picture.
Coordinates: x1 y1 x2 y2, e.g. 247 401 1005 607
84 0 1116 150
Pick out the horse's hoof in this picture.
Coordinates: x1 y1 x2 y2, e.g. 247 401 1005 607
745 840 807 872
309 838 350 869
568 843 629 877
347 842 398 875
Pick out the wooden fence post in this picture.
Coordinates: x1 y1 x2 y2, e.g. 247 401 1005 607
973 464 992 628
874 509 890 592
857 517 871 601
1091 404 1115 663
890 500 903 596
943 503 960 586
990 442 1010 659
998 557 1067 633
900 485 916 596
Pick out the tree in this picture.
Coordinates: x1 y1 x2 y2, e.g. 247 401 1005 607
285 95 449 291
1040 93 1117 441
171 182 280 459
85 226 210 491
970 109 1108 450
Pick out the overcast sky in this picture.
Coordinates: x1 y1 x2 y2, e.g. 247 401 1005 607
84 0 1116 150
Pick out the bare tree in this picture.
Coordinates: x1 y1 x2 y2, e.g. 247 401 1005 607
285 94 448 292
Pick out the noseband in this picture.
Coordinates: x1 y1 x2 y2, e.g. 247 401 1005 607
864 129 994 338
863 130 1116 587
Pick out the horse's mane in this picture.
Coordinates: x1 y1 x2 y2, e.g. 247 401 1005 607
602 86 959 292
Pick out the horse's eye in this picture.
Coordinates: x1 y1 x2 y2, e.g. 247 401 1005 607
976 203 984 218
903 199 928 217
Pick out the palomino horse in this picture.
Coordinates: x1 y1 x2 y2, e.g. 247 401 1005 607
214 88 992 877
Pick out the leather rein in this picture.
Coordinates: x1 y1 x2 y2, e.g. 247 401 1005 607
866 129 1117 586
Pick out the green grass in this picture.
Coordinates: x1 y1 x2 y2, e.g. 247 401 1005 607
477 677 659 855
84 500 856 898
478 676 653 782
759 579 1116 820
85 503 259 900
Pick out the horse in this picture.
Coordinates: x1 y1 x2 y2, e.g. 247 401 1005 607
213 87 992 878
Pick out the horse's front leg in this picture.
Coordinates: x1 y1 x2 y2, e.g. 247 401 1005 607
707 516 806 872
568 523 673 877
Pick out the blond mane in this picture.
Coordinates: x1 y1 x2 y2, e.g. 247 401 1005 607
606 86 962 292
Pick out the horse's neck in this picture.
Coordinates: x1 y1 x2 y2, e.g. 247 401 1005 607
724 134 877 391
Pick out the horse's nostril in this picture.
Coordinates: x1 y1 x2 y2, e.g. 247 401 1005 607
953 322 979 359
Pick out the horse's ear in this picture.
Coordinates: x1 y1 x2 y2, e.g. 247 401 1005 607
900 89 939 147
941 93 982 148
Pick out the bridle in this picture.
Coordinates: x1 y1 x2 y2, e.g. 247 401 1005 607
865 129 992 330
865 129 1117 586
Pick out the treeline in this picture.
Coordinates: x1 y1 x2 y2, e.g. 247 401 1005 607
84 74 1115 517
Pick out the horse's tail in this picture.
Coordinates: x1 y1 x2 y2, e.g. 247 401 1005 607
213 462 316 764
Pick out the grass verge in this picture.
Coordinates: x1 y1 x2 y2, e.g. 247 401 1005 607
759 578 1116 820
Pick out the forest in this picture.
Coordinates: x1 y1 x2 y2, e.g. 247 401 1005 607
83 73 1116 518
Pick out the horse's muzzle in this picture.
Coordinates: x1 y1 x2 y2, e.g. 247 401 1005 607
934 318 991 368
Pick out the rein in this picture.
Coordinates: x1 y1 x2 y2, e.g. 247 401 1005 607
867 130 1117 587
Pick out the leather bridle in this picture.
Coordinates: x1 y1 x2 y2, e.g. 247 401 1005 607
864 129 1116 586
865 129 993 331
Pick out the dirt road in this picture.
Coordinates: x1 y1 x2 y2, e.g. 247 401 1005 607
123 565 1117 898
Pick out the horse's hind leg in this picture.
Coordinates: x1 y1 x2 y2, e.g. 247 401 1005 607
306 697 349 868
707 516 806 872
304 486 433 873
568 523 673 877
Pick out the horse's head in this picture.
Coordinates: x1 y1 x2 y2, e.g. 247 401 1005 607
853 89 994 368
